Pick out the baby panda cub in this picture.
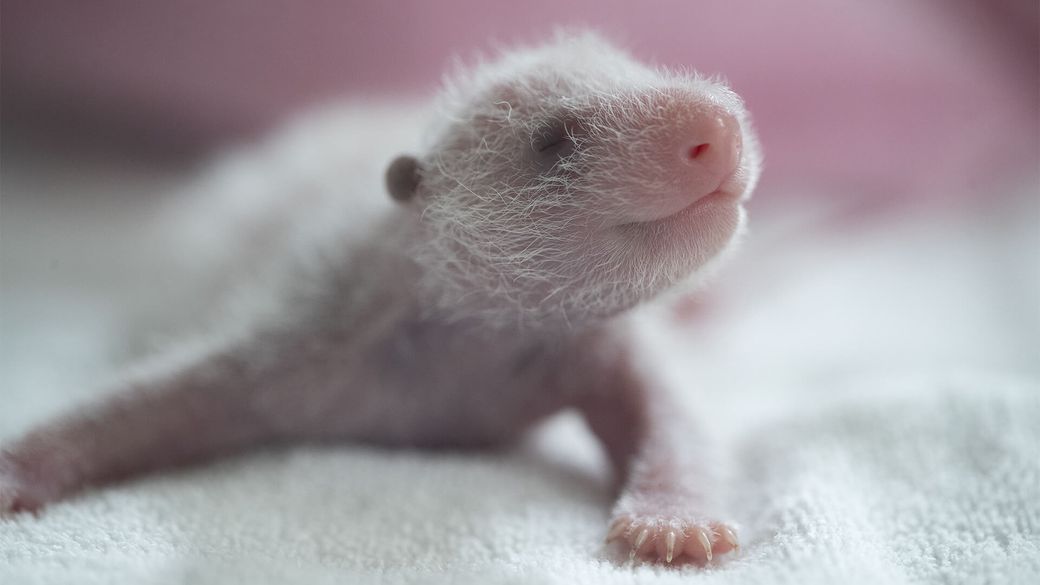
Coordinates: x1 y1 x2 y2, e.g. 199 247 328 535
1 31 762 565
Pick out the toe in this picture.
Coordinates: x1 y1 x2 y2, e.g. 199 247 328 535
682 526 716 562
629 527 653 560
711 523 739 555
654 529 685 563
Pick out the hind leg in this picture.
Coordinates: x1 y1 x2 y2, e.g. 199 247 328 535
1 340 298 515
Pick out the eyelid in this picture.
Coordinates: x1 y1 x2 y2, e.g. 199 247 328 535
533 118 578 152
537 135 570 152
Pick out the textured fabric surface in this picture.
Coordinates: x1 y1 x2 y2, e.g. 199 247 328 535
2 128 1038 585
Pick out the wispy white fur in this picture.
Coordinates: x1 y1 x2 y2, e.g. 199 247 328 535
412 31 762 328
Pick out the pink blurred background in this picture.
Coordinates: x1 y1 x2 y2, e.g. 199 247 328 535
3 0 1037 198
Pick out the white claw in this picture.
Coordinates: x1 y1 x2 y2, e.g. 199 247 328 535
697 529 713 561
665 530 676 563
720 525 739 549
630 528 649 560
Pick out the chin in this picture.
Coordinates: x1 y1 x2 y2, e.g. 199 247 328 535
615 192 743 271
659 201 747 302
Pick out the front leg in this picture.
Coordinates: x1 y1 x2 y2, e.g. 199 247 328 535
576 341 739 564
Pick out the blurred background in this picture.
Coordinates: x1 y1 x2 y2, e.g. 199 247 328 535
3 0 1037 192
1 0 1038 427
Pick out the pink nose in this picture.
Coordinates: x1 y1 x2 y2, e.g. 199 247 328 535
680 109 742 187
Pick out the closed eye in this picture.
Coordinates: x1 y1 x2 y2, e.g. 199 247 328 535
535 128 568 151
532 119 577 159
537 136 570 152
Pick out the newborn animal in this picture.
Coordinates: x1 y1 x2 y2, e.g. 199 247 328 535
0 32 762 565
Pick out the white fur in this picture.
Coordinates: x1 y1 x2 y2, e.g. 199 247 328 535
411 31 762 328
132 31 761 335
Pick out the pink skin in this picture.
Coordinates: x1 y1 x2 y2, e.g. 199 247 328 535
1 39 756 566
1 315 739 564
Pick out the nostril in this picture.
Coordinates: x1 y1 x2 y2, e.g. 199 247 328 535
687 143 710 160
679 112 742 176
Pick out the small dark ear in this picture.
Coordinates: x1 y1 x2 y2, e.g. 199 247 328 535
385 155 422 202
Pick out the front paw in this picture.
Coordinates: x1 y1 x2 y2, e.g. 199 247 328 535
605 514 739 564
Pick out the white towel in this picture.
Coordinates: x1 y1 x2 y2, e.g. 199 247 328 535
2 120 1038 585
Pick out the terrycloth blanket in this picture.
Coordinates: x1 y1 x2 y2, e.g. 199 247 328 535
1 135 1037 584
